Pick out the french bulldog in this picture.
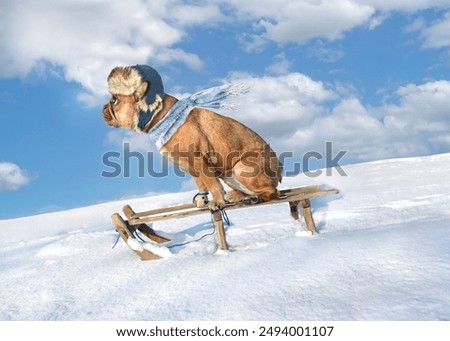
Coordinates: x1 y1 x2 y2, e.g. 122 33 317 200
102 65 282 211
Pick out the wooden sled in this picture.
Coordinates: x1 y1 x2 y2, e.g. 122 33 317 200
111 185 339 260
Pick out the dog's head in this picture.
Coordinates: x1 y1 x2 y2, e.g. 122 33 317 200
102 65 164 132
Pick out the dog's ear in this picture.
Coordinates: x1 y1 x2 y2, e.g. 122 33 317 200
134 81 149 101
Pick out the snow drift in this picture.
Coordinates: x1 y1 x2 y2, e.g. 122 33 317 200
0 153 449 320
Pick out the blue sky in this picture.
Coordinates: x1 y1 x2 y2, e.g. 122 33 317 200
1 0 450 219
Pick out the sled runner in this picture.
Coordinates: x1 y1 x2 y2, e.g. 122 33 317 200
111 185 339 260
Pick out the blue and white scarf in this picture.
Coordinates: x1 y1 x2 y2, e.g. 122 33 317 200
147 84 248 149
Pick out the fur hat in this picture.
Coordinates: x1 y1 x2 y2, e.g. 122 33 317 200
107 65 165 131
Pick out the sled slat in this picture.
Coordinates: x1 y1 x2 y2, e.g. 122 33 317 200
129 202 197 219
289 201 300 220
128 186 323 219
122 205 171 243
111 213 161 261
300 199 317 234
212 210 228 250
129 187 339 225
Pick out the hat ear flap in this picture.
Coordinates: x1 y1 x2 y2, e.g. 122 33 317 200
134 81 149 101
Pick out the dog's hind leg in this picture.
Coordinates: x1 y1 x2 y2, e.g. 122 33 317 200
228 160 280 203
222 177 255 203
224 189 251 203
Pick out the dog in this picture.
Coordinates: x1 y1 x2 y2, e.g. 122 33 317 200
102 65 282 211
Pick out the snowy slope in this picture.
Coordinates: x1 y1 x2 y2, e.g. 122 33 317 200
0 153 449 320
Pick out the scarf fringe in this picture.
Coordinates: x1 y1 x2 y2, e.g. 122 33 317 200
190 83 249 110
148 83 248 149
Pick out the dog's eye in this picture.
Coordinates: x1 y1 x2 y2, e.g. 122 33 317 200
110 97 119 105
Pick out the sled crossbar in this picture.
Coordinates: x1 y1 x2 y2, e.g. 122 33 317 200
111 185 339 260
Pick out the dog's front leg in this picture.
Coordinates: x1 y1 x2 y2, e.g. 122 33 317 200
198 175 226 211
191 165 226 211
179 156 226 211
192 177 209 208
165 145 226 211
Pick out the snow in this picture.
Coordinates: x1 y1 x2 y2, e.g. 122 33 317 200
0 153 449 320
127 236 173 258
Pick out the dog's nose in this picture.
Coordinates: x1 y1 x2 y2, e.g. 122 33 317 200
102 110 111 121
102 105 113 121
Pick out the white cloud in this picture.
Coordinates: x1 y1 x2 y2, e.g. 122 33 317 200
260 0 375 44
220 72 338 153
105 130 158 154
359 0 450 12
219 73 450 162
329 80 450 159
228 0 375 46
420 11 450 48
169 1 224 26
228 0 450 50
2 0 449 106
0 0 209 106
404 17 427 33
381 81 450 147
265 53 292 75
0 162 33 191
360 1 450 50
307 41 345 63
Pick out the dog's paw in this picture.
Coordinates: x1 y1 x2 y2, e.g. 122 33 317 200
242 196 261 205
224 189 248 203
225 190 260 205
208 200 226 212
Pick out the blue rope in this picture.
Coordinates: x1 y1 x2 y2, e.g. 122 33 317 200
167 209 231 249
168 224 216 249
192 191 209 203
133 230 146 242
111 228 146 249
112 233 120 249
221 209 231 226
